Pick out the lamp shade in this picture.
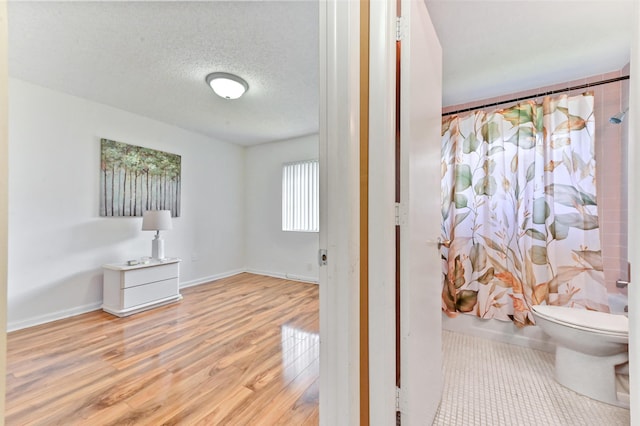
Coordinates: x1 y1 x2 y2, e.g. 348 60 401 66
142 210 173 231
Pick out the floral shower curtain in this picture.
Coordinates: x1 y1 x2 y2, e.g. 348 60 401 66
441 93 609 327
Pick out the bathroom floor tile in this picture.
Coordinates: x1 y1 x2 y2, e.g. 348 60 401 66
433 330 630 426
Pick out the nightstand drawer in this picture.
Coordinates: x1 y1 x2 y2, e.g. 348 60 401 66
123 263 179 288
122 278 178 308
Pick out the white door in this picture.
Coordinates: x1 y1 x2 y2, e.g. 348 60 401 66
398 0 443 424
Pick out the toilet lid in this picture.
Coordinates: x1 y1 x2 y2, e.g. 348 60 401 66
532 305 628 334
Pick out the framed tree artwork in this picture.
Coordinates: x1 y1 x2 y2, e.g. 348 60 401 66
100 139 181 217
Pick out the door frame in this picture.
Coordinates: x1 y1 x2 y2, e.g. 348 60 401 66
319 0 403 423
628 1 639 422
0 2 9 419
319 0 444 423
367 0 398 424
318 1 362 424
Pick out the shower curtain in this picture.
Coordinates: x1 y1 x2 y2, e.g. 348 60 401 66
441 93 609 327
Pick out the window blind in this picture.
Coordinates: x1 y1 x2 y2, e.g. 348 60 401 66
282 160 319 232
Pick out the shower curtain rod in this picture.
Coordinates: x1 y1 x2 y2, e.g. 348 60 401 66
442 75 630 117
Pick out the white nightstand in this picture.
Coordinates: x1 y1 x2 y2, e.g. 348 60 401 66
102 258 182 317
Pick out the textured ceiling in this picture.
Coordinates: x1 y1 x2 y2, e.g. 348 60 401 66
8 2 634 145
8 1 319 146
425 0 634 107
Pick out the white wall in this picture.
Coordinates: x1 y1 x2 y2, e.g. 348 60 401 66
8 79 245 330
244 134 319 283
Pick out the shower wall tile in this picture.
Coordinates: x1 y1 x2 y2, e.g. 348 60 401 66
444 69 629 296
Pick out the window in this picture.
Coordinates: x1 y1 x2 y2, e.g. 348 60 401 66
282 159 319 232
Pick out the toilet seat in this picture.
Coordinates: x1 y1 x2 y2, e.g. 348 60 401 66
532 305 628 337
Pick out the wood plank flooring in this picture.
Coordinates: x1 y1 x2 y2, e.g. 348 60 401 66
5 273 320 425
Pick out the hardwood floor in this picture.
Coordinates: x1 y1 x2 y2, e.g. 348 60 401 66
5 273 320 425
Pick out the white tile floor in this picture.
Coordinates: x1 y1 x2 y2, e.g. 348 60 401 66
433 331 630 426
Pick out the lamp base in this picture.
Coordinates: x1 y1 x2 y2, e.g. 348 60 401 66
151 237 165 260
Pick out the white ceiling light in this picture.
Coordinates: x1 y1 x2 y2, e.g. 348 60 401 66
205 72 249 100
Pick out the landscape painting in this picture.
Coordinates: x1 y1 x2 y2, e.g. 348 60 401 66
100 139 181 217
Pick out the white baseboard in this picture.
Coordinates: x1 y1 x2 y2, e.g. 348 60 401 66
284 273 319 284
179 268 245 289
442 312 556 353
9 268 318 332
7 302 103 332
244 268 319 284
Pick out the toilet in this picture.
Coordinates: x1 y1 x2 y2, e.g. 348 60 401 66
531 305 629 408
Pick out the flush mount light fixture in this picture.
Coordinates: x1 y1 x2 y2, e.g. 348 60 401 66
205 72 249 99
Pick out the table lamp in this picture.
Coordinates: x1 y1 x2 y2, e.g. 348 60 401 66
142 210 173 260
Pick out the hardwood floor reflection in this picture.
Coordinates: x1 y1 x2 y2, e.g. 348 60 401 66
6 273 319 425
